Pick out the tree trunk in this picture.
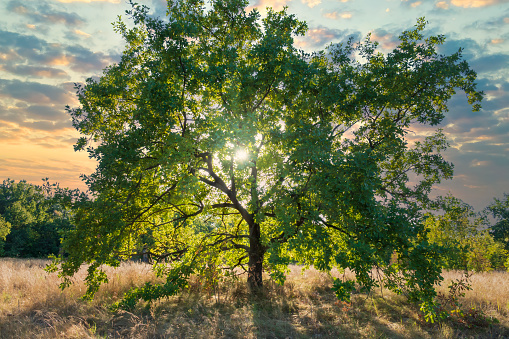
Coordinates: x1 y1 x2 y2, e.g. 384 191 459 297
247 222 264 294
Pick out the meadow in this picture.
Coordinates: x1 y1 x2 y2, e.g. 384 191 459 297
0 258 508 338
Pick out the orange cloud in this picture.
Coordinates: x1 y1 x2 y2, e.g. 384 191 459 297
323 12 337 19
451 0 504 7
370 31 398 50
74 29 91 38
323 11 352 19
302 0 321 7
411 1 422 7
47 55 74 66
0 52 14 61
436 1 449 8
248 0 292 12
470 160 491 167
490 39 504 44
294 27 339 48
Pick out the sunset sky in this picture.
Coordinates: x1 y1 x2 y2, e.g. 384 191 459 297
0 0 508 211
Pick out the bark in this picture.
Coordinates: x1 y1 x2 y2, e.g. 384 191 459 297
247 222 264 293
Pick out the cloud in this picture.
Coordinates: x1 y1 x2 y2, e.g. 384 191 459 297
436 1 449 8
490 39 504 44
0 115 71 136
295 27 350 49
407 75 509 210
0 30 118 76
437 37 481 60
19 120 72 132
436 139 509 210
247 0 292 13
322 11 352 19
1 65 69 79
400 0 424 8
450 0 509 7
25 105 69 120
470 159 491 167
467 15 509 32
0 102 73 143
0 79 73 106
73 30 91 38
6 0 85 27
302 0 321 7
0 30 71 70
369 29 399 50
470 54 509 74
65 45 115 72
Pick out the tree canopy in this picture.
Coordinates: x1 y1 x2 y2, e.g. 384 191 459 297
51 0 483 318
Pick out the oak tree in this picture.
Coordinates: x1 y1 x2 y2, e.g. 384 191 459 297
52 0 483 316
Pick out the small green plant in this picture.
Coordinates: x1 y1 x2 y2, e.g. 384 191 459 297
437 271 472 316
422 271 498 328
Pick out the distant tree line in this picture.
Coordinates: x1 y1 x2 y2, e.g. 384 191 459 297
425 194 509 272
0 179 76 258
1 178 508 271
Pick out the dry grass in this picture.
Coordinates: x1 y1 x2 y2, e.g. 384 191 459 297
0 258 508 338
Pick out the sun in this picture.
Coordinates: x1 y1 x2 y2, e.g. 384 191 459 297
235 149 249 161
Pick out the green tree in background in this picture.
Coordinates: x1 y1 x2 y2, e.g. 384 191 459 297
0 214 11 255
52 0 483 317
426 195 507 272
487 193 509 251
0 179 73 257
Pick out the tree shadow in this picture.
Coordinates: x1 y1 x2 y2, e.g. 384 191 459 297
246 281 414 339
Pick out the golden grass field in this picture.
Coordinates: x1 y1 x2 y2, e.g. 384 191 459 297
0 258 508 338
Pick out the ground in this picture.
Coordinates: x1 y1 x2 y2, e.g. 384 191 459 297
0 258 508 338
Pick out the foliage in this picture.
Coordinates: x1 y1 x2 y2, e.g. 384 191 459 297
424 272 499 328
425 195 508 271
0 214 11 255
0 179 75 258
109 264 192 311
465 231 507 271
332 279 356 303
487 193 509 251
52 0 483 319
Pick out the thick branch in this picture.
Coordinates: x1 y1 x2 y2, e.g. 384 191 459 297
196 152 254 227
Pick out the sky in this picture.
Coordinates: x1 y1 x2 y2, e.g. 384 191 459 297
0 0 508 211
